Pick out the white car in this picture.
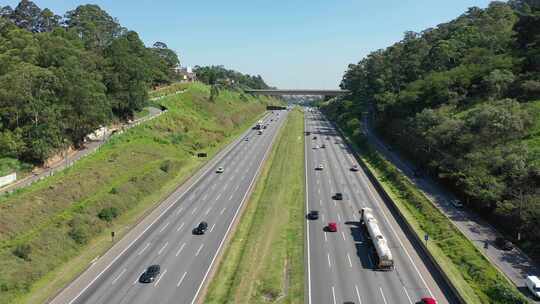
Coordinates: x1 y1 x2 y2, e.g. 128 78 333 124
350 165 359 171
216 167 224 173
316 163 324 170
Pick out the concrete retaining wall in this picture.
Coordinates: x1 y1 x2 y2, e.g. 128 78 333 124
0 172 16 188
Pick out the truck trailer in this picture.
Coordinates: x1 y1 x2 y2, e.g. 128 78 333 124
360 207 394 270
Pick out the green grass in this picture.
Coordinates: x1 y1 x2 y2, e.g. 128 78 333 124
336 128 528 304
148 82 191 99
204 109 305 304
0 158 31 177
0 82 278 304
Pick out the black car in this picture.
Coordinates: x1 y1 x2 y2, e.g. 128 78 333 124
333 193 343 200
495 237 513 251
193 221 208 235
139 264 160 283
312 136 317 140
307 210 319 220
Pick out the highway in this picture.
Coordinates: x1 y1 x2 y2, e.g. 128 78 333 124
51 110 287 304
304 109 456 304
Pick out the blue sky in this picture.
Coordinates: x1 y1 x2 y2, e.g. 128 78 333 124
5 0 493 89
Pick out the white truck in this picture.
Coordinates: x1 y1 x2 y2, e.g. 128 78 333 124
360 207 394 270
526 276 540 299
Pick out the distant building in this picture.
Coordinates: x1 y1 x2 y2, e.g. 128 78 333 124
173 66 197 82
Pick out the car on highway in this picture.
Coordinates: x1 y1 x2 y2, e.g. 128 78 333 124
312 136 317 140
350 165 359 171
193 221 208 235
313 145 319 149
450 199 463 208
327 222 337 232
316 163 324 170
258 130 263 135
495 237 513 251
326 136 330 140
333 192 343 200
139 265 161 283
307 210 319 220
244 137 249 141
216 167 224 173
421 297 437 304
321 144 326 148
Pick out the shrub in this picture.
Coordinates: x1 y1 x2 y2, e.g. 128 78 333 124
160 160 171 172
13 244 32 261
110 187 119 194
69 225 90 245
98 207 120 222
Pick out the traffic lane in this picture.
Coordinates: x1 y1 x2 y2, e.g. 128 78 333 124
307 129 381 304
320 128 420 304
72 113 281 304
109 119 279 304
311 131 407 304
77 141 263 304
319 114 453 303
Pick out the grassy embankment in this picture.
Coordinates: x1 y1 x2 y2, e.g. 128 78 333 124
0 82 278 304
333 117 528 304
204 109 305 304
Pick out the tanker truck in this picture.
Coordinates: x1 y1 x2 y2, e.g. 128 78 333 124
360 207 394 270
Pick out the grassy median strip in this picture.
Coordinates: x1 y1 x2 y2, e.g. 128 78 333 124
205 109 305 304
336 127 527 303
1 82 278 304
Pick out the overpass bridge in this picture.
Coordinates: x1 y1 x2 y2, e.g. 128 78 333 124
245 89 349 96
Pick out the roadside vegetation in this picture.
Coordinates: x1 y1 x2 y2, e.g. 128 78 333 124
325 116 527 303
328 1 540 261
205 109 304 304
0 82 277 304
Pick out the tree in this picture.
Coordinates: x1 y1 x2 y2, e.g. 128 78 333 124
64 4 125 50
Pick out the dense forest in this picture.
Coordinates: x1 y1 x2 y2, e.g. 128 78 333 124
323 0 540 256
194 65 271 90
0 0 180 165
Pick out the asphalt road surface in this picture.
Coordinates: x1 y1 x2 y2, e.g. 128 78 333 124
51 110 287 304
304 109 456 304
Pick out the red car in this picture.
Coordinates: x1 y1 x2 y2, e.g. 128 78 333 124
421 297 437 304
327 222 337 232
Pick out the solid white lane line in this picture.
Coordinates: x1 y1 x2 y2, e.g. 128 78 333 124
324 232 328 242
177 272 187 287
154 269 167 287
192 207 198 215
210 223 216 233
205 207 212 215
176 243 186 257
305 125 312 304
379 287 388 304
177 222 185 232
355 285 362 304
175 207 184 216
111 268 126 285
158 242 168 255
332 286 337 304
195 244 204 256
220 207 226 215
403 286 413 304
138 243 150 256
341 231 346 241
159 222 170 233
347 253 353 268
327 253 331 269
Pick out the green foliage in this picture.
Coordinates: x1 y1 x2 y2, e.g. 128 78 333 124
97 207 120 222
331 1 540 259
12 244 31 261
194 65 271 89
0 1 179 164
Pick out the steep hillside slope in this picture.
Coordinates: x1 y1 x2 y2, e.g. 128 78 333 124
0 82 277 304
